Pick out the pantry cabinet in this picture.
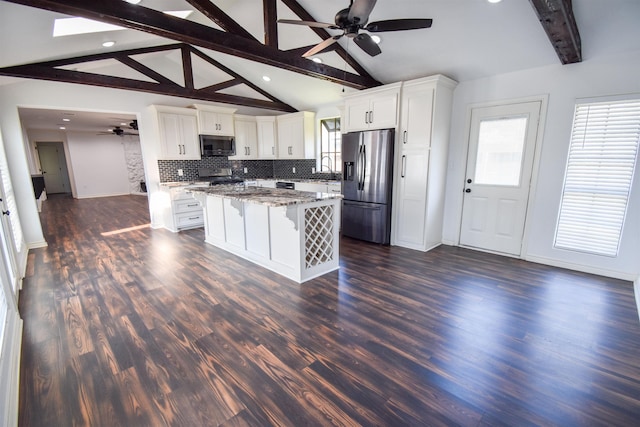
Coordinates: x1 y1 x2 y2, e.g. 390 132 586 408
153 105 200 160
392 75 457 251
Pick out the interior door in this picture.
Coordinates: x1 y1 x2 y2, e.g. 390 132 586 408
37 142 68 193
459 101 541 255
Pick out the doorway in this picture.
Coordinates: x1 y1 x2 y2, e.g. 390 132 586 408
36 141 71 194
459 100 542 256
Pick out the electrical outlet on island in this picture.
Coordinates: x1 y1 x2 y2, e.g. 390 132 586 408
177 169 183 176
292 167 296 173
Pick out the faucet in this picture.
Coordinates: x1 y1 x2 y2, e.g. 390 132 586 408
320 156 335 180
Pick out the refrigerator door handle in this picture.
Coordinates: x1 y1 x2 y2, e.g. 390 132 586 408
358 144 365 190
361 144 367 191
401 155 407 178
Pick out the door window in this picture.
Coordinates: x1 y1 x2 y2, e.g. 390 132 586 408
474 116 528 186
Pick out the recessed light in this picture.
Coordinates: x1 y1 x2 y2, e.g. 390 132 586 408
59 126 66 130
371 35 381 44
102 41 115 47
262 76 271 82
125 0 142 4
312 57 322 64
487 0 502 3
62 118 70 122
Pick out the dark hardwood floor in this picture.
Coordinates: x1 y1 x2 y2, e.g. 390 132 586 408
19 194 640 426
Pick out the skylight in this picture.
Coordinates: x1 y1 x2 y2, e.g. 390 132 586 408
53 11 193 37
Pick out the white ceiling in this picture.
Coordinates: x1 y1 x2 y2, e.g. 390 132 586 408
2 0 640 132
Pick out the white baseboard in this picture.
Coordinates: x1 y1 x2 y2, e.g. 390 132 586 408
525 254 636 281
27 240 48 249
634 277 640 323
76 192 130 199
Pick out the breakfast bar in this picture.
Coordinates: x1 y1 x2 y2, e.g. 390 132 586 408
189 185 342 283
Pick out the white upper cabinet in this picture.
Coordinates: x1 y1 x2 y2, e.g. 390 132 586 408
256 116 278 159
276 111 316 159
229 115 258 160
191 104 236 136
152 105 200 160
343 83 401 132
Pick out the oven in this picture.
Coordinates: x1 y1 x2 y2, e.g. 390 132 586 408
276 181 295 189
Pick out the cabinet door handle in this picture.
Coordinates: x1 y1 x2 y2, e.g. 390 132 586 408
403 130 407 144
364 111 368 124
369 110 373 124
247 147 250 155
187 203 199 207
182 144 185 155
272 146 275 155
401 155 406 178
288 146 292 155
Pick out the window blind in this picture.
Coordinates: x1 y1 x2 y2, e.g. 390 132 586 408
554 99 640 256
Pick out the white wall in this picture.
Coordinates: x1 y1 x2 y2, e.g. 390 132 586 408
443 49 640 280
66 132 131 198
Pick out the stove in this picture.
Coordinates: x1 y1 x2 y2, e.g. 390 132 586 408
198 167 244 186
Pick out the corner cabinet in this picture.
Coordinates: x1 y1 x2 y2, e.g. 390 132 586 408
191 104 236 136
256 116 278 159
391 75 457 251
152 105 200 160
276 111 315 159
343 83 401 132
229 115 258 160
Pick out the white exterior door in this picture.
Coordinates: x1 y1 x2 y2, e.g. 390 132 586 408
460 101 541 256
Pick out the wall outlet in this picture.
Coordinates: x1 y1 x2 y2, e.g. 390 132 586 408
312 167 316 174
177 169 183 176
243 167 248 173
292 167 296 173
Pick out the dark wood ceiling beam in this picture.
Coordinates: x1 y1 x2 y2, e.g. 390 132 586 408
188 45 294 108
183 0 257 41
263 0 278 48
279 0 374 81
0 64 296 112
199 79 241 93
528 0 582 64
4 0 379 89
286 44 338 57
181 45 194 90
114 54 178 86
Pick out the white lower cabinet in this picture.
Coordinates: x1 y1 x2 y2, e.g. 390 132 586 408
163 186 204 232
223 199 245 249
294 181 342 194
245 203 270 258
392 75 457 251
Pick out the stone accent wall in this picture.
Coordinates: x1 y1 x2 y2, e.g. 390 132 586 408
122 138 145 193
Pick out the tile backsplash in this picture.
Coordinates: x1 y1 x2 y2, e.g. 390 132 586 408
158 158 333 182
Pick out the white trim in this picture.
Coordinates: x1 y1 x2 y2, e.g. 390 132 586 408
0 313 23 427
76 192 131 199
634 276 640 323
525 254 637 281
27 240 48 249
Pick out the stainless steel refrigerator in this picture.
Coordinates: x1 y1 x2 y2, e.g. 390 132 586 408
341 128 395 244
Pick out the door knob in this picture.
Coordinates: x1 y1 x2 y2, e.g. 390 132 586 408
2 210 9 216
467 178 472 183
465 189 471 193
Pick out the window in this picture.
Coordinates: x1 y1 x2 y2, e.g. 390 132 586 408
554 99 640 256
319 118 341 174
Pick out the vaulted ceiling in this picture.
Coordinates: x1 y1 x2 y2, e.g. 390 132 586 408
1 0 639 115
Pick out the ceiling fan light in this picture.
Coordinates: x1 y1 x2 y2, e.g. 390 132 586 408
312 57 322 63
262 76 271 82
102 41 115 47
371 35 381 44
125 0 142 4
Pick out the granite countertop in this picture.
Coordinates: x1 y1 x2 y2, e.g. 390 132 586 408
186 184 342 207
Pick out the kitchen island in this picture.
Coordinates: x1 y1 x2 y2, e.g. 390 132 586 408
188 185 342 283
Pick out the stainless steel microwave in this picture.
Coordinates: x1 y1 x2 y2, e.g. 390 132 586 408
200 134 235 156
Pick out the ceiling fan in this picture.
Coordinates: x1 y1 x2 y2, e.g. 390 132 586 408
98 124 138 137
278 0 433 58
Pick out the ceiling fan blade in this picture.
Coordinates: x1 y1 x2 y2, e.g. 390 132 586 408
365 18 433 32
302 36 341 58
348 0 377 25
353 33 381 57
277 19 338 29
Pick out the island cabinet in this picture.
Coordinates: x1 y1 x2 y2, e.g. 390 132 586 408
161 185 204 232
190 187 342 283
392 75 457 251
294 181 342 194
153 106 200 160
276 111 316 159
192 104 236 136
256 116 277 159
342 83 401 132
229 115 258 160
